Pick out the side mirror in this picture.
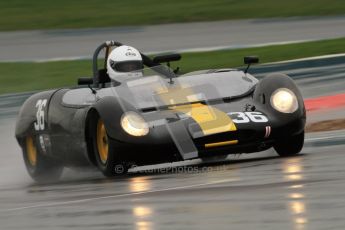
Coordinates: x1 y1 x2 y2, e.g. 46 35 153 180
244 56 259 73
78 77 93 85
244 56 259 65
153 53 181 64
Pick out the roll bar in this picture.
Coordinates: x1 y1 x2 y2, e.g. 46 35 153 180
92 41 122 87
92 40 160 87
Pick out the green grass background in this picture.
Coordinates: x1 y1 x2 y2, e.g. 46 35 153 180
0 0 345 31
1 38 345 95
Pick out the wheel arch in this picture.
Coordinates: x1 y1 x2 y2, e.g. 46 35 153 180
15 90 59 146
253 73 306 137
84 96 140 165
253 73 305 111
84 108 99 166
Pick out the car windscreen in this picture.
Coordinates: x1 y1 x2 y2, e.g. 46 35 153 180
104 66 258 110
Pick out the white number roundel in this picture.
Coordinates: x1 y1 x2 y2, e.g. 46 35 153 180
229 112 250 123
229 112 268 123
34 99 47 131
245 112 268 123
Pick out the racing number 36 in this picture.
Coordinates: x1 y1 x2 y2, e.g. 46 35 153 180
229 112 268 123
34 99 47 131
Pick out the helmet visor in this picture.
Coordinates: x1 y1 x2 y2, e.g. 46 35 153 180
111 60 143 72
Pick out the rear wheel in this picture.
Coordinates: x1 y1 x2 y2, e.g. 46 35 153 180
274 131 304 157
92 116 129 177
23 136 63 183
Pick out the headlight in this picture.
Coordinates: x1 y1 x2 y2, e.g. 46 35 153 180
121 112 149 136
270 88 298 113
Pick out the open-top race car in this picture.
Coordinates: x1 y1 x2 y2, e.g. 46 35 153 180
15 41 306 182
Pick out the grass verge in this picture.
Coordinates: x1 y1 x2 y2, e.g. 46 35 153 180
0 0 345 31
1 37 345 95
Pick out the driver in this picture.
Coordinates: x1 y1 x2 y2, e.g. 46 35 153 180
106 45 144 82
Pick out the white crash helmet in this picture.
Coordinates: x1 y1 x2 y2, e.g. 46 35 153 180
106 45 143 82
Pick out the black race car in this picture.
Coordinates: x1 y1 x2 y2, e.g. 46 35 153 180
15 41 306 182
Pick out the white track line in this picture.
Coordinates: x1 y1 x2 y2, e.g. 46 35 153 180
2 39 340 63
266 53 345 65
6 46 345 64
305 134 345 142
0 178 236 212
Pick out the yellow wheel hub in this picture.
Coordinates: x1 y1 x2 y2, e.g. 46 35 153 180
26 136 37 166
97 119 109 164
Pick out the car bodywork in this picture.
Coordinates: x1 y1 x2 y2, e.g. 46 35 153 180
15 41 306 179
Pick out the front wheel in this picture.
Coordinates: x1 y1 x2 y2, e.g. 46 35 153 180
23 136 63 183
91 116 129 177
274 131 304 157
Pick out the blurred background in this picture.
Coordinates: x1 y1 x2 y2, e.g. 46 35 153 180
1 1 345 230
0 0 345 94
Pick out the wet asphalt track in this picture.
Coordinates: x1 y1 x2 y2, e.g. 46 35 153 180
0 57 345 229
1 16 345 62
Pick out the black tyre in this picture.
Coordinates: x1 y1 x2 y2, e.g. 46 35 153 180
91 115 128 177
274 131 304 157
23 135 63 183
